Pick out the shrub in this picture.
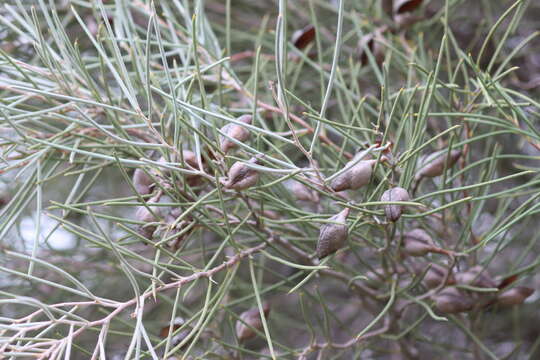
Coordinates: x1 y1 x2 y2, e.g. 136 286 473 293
1 0 539 358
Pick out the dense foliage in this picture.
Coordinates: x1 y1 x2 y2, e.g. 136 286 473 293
1 0 540 359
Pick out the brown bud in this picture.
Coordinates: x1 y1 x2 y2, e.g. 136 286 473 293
433 287 474 314
393 0 424 15
220 115 252 153
292 25 316 50
330 159 375 192
317 208 350 259
358 31 385 67
235 303 270 342
381 187 410 222
288 180 319 203
415 149 462 180
401 229 433 256
455 266 497 289
225 157 259 190
496 286 534 306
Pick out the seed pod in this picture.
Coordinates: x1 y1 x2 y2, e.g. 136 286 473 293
401 229 433 256
235 303 271 342
358 31 385 67
158 150 199 175
317 208 350 259
422 263 455 289
158 150 203 186
415 149 462 180
133 168 153 195
220 115 252 154
135 206 159 240
330 159 376 192
225 157 259 190
381 187 410 222
496 287 534 306
159 317 190 349
163 208 193 251
433 287 474 314
292 25 316 50
393 0 424 14
456 266 497 289
365 266 406 289
288 180 319 203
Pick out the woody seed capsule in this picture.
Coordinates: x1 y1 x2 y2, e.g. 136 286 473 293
496 286 534 306
135 206 160 240
288 179 319 203
415 149 462 180
225 157 259 190
235 303 270 342
330 159 376 192
381 187 410 222
317 208 350 259
455 265 497 289
133 168 153 195
422 263 455 289
220 114 252 154
402 229 433 256
433 287 474 314
358 31 385 67
393 0 424 14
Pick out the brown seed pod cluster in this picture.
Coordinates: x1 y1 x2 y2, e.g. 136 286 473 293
381 186 410 222
219 114 252 154
330 157 376 192
430 265 535 313
235 303 270 342
316 208 350 259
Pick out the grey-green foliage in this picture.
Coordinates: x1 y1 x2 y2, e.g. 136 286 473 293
0 0 539 359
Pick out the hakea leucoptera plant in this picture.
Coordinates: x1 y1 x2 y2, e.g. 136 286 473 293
235 303 271 342
316 208 350 259
219 114 252 154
